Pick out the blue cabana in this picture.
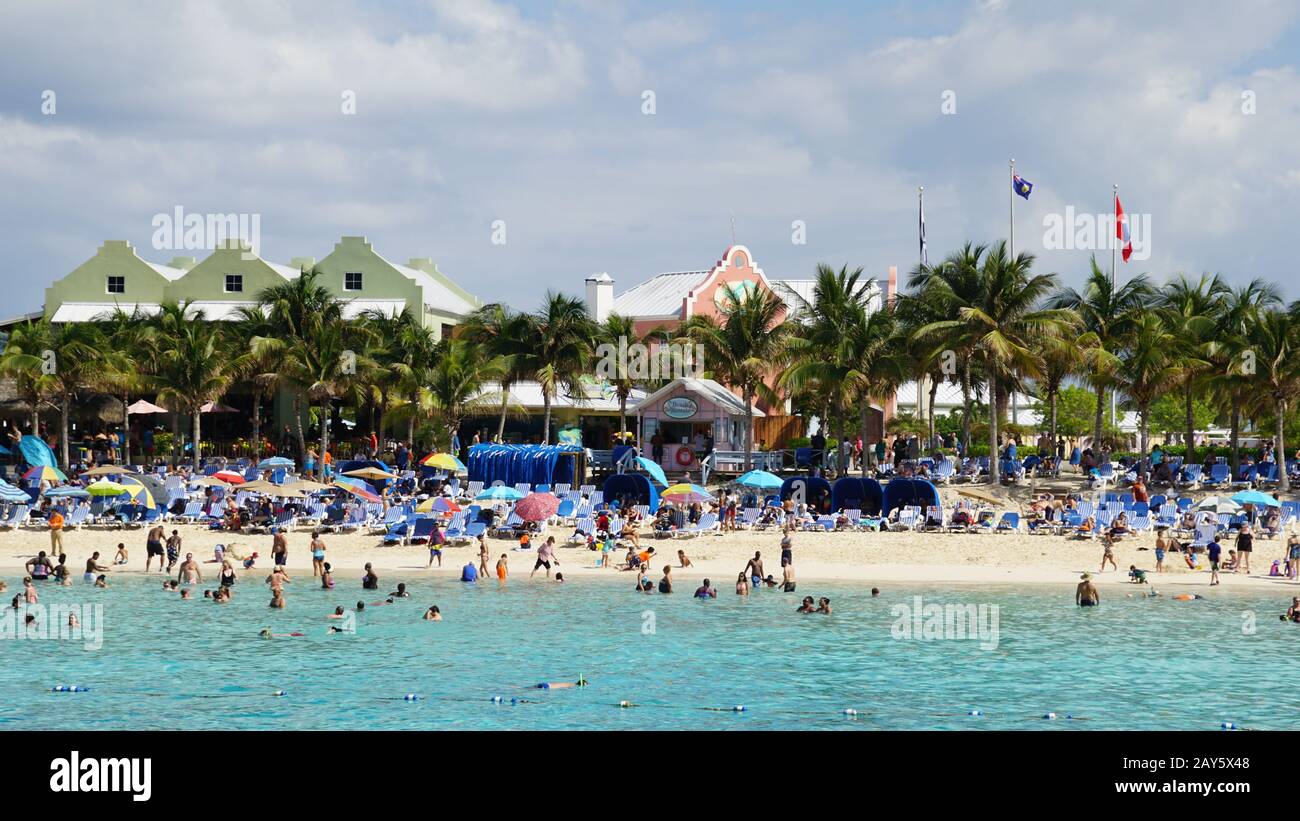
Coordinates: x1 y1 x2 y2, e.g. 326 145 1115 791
467 444 585 489
779 475 833 514
831 476 884 515
602 473 660 513
882 478 941 516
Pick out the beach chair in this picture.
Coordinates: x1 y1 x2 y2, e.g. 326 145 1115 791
739 507 760 529
1207 463 1230 488
995 512 1020 534
382 520 410 545
513 483 531 495
1256 463 1279 488
370 505 406 535
1175 464 1201 490
889 506 919 532
676 512 719 538
555 499 576 523
444 512 469 544
0 504 29 530
405 516 436 545
590 491 604 506
64 505 90 530
921 506 944 531
933 460 955 484
554 483 571 496
1231 465 1257 490
464 481 484 500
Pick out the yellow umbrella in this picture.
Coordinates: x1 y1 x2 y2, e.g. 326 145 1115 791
343 466 399 480
118 477 155 507
85 480 128 496
421 453 466 472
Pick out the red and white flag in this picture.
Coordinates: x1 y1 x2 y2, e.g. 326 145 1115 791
1115 194 1132 262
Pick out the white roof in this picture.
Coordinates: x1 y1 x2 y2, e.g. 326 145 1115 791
391 263 478 317
630 377 765 417
338 299 408 319
145 262 187 281
266 262 301 280
611 271 706 317
475 380 646 412
185 301 258 320
50 302 161 322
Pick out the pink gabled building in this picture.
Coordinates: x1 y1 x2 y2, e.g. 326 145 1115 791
584 244 897 449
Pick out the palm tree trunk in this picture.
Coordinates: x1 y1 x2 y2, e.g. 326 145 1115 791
858 403 870 477
542 393 552 445
171 411 181 467
191 408 202 471
292 393 305 463
927 376 940 450
619 393 628 436
1277 399 1290 492
407 414 416 452
320 400 331 470
961 359 972 455
250 393 262 460
1093 384 1106 450
497 381 510 442
987 377 1000 484
121 394 131 465
1184 382 1196 465
1138 405 1150 475
1230 405 1241 474
744 386 755 472
60 391 70 469
1049 388 1058 442
838 403 850 480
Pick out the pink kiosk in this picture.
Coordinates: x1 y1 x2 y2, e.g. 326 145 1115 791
632 377 764 475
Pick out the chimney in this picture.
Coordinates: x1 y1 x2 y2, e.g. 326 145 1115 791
585 272 614 323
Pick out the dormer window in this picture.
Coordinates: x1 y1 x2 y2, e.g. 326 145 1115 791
106 275 125 294
225 274 243 293
345 272 363 291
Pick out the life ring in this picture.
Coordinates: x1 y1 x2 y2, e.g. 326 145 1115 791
675 448 695 467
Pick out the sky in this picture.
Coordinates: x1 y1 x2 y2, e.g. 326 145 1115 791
2 0 1299 316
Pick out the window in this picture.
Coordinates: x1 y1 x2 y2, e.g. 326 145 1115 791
106 275 125 294
344 272 363 291
225 274 243 293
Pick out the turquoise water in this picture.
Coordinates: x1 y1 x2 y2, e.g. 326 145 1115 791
4 574 1298 730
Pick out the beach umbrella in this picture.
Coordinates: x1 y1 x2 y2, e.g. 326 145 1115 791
421 452 467 472
44 486 91 499
241 480 305 497
343 466 399 480
735 469 783 490
126 399 169 415
634 456 669 487
23 465 67 484
661 483 716 504
475 485 525 502
515 492 561 522
213 470 246 485
333 481 382 504
1197 496 1242 514
80 465 136 478
199 401 239 413
85 480 129 496
0 486 29 503
1231 489 1281 507
282 479 333 494
257 456 295 469
117 477 155 507
190 476 231 488
416 496 461 514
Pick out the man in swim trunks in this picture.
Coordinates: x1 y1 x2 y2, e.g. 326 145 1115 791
271 528 288 568
165 529 182 572
744 552 765 588
362 562 379 590
177 552 202 585
1207 537 1222 586
780 562 796 592
145 524 166 572
531 537 558 579
496 554 508 581
1076 572 1100 607
84 552 110 583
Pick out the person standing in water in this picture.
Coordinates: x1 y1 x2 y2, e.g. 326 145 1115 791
271 528 288 569
496 553 509 583
477 534 491 579
531 537 558 579
177 553 202 585
1076 572 1100 607
310 531 327 577
145 523 166 572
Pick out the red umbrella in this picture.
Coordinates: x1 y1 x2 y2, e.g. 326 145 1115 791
515 492 560 522
213 470 246 485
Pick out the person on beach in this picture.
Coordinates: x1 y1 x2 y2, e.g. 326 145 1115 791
271 529 288 568
677 549 693 569
816 597 832 614
310 531 327 577
461 561 478 582
389 583 410 598
165 530 182 572
531 537 558 579
362 563 379 590
693 579 717 598
93 575 108 588
1154 531 1168 573
780 531 793 567
1235 524 1253 575
477 534 490 578
219 559 237 588
496 554 508 582
1128 565 1147 585
48 507 64 557
145 523 166 572
114 543 128 565
22 577 38 603
266 566 290 598
1283 598 1300 623
84 552 110 584
177 553 202 585
745 552 765 588
1076 573 1100 607
269 588 285 608
1099 536 1117 573
1207 537 1222 586
735 572 749 596
1287 535 1300 580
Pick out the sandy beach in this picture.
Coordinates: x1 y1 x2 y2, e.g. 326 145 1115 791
4 516 1296 592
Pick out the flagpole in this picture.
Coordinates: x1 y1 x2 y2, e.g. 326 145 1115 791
1111 183 1118 432
918 185 925 266
1009 159 1015 258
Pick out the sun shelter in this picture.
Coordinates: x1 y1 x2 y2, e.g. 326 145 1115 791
602 473 660 513
882 478 941 517
832 476 884 515
466 444 586 489
778 475 833 514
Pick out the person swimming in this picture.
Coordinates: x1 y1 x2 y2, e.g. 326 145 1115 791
423 605 442 621
389 583 409 598
796 596 815 613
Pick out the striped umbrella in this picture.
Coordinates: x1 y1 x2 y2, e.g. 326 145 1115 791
661 483 716 504
23 466 67 484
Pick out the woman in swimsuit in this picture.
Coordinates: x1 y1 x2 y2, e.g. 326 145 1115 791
310 531 327 578
219 559 237 587
321 562 334 589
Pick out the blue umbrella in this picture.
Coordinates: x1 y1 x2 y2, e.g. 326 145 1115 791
476 485 525 501
634 456 669 487
44 486 91 499
736 469 783 490
1231 489 1281 507
257 456 295 469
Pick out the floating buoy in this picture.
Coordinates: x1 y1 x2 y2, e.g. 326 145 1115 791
272 690 286 697
842 708 858 716
51 685 88 693
969 709 982 717
619 700 634 708
1043 712 1057 720
491 696 503 704
1221 721 1237 730
403 693 419 702
732 705 746 713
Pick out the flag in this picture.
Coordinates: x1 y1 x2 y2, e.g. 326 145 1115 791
919 190 928 265
1115 194 1132 262
1012 174 1033 200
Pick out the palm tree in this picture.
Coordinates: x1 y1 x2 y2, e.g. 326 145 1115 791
95 306 159 464
531 293 595 444
1215 280 1281 471
920 242 1070 483
678 286 790 471
594 312 643 440
230 305 283 460
424 338 508 449
149 314 241 471
365 310 441 449
1246 308 1300 492
1158 273 1229 464
461 304 536 443
41 322 106 469
0 317 57 436
1115 313 1180 469
1049 259 1153 450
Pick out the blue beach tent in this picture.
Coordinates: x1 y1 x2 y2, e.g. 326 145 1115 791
831 476 884 515
882 478 941 516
